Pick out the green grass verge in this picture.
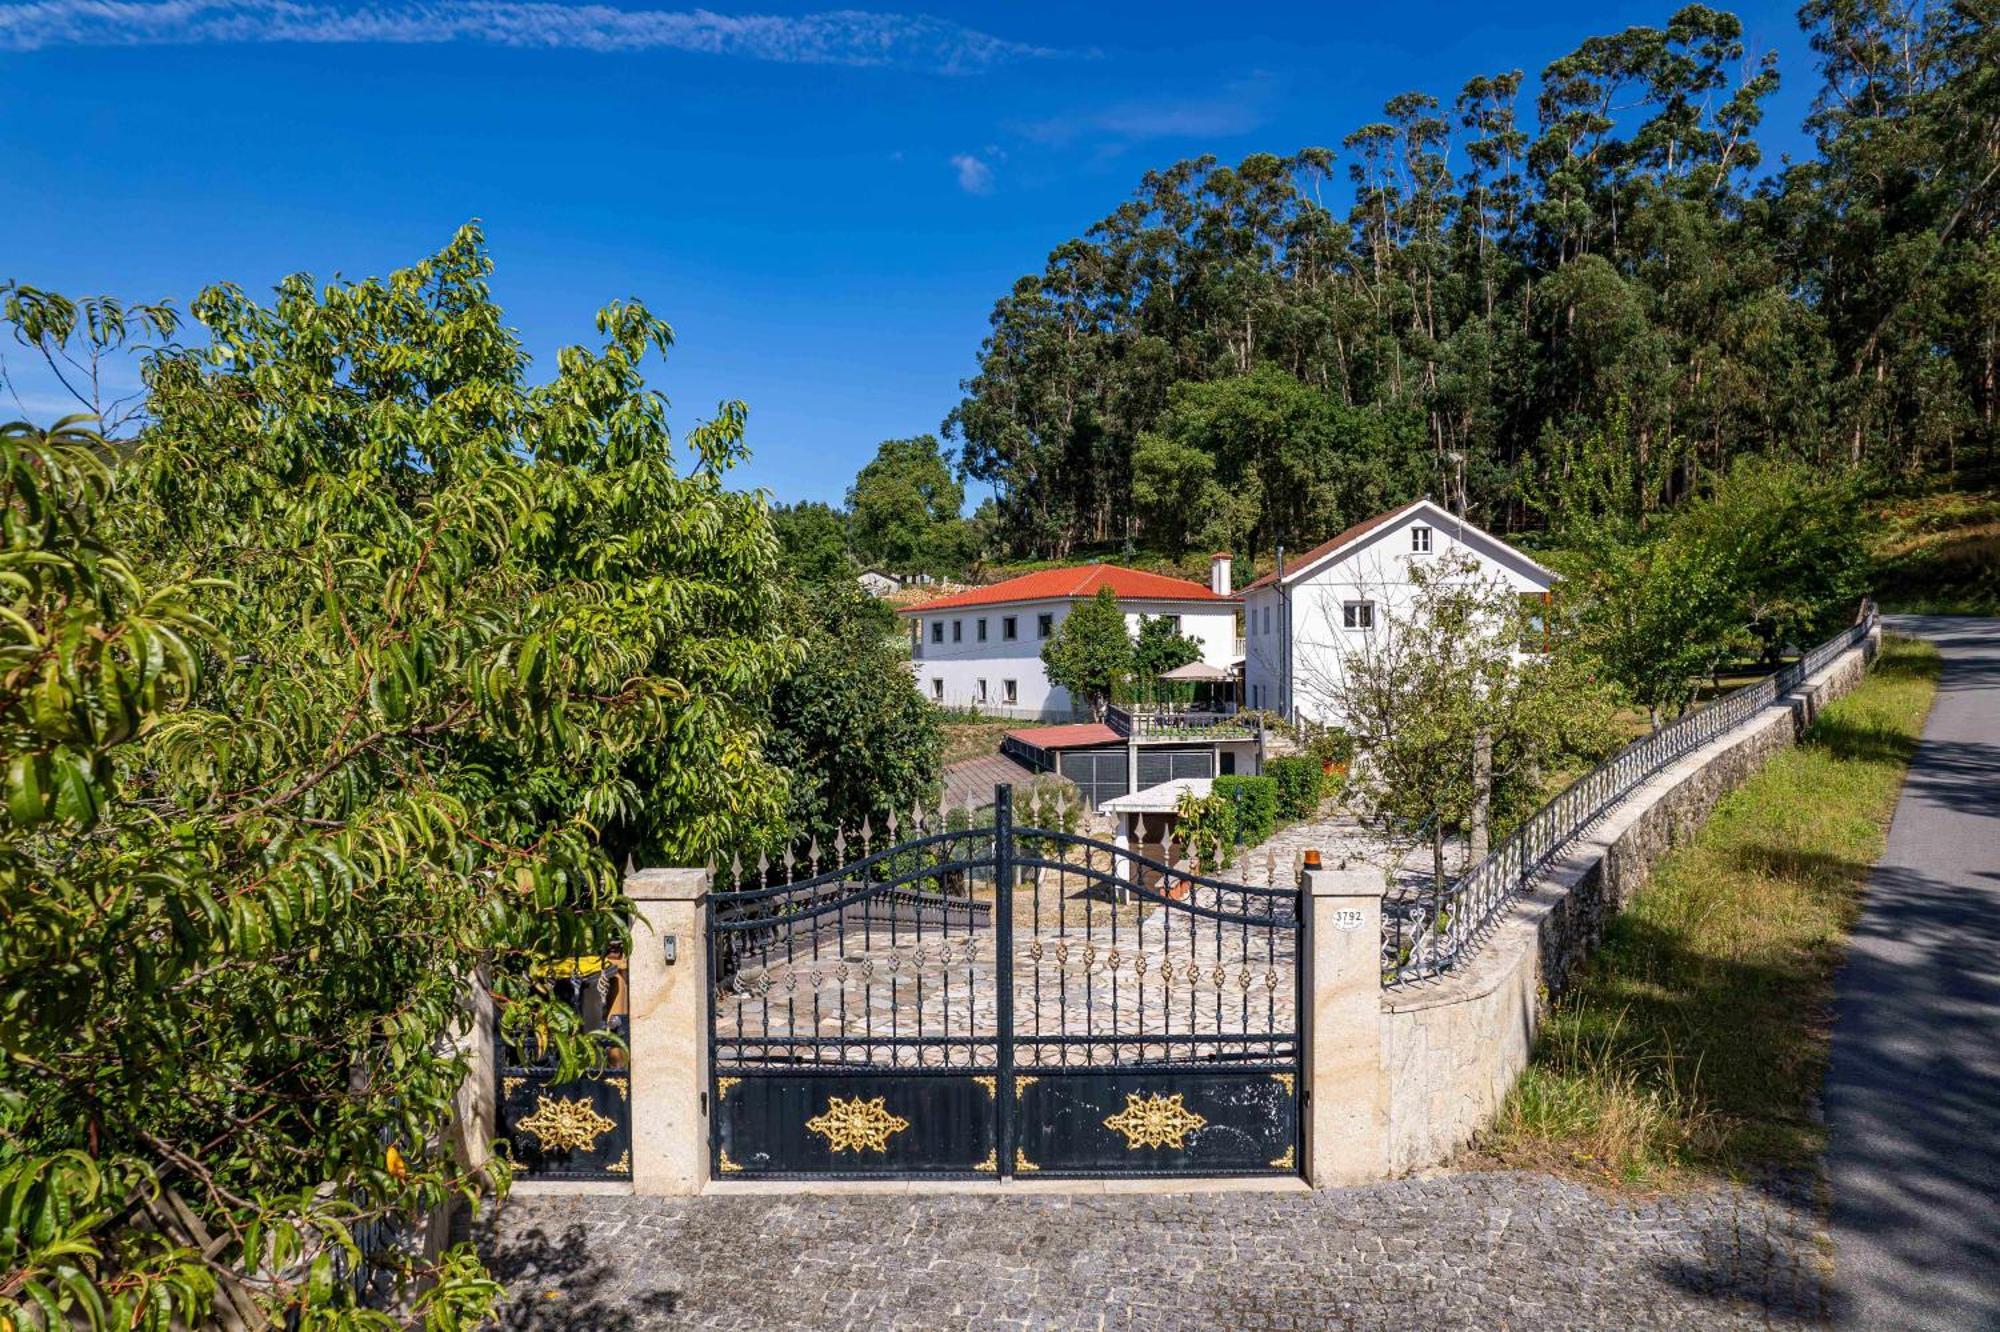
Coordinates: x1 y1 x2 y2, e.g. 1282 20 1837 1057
1475 634 1942 1188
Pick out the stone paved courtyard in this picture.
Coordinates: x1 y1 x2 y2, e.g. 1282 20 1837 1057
478 1170 1825 1330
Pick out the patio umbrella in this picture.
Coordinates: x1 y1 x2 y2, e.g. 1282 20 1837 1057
1156 660 1232 682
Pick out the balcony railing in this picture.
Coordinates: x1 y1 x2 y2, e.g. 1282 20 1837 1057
1106 704 1259 741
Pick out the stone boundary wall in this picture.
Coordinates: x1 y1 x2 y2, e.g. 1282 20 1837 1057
1377 626 1883 1176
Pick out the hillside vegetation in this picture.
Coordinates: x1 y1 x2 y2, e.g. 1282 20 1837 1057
1871 482 2000 615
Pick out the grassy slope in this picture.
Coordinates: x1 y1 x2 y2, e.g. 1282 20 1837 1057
1870 484 2000 615
937 716 1019 766
1475 635 1941 1188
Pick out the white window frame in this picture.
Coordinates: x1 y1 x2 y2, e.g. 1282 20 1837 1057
976 678 988 703
931 678 944 700
1002 679 1018 704
1343 600 1375 631
1411 525 1433 554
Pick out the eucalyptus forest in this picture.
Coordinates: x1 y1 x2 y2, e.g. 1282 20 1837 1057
928 1 1997 567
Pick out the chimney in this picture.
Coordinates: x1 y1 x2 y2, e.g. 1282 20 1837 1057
1209 551 1233 596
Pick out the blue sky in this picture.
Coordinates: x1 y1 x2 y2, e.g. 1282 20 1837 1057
2 0 1824 505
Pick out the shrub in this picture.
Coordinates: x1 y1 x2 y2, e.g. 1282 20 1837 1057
1173 788 1238 871
1303 726 1355 769
1214 774 1278 844
1265 756 1325 822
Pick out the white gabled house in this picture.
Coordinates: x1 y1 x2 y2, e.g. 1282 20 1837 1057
899 556 1239 719
1240 499 1557 726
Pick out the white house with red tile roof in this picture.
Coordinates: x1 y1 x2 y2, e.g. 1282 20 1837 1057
1240 499 1557 725
898 556 1239 720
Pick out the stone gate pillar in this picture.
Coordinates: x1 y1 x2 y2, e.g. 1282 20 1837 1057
1301 862 1390 1186
626 867 711 1195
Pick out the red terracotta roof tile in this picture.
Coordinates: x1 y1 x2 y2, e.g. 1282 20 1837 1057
899 564 1224 614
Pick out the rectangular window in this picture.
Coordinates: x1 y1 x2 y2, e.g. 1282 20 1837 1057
1261 605 1271 635
977 679 988 703
931 678 943 700
1002 616 1018 640
931 621 943 644
1411 525 1433 553
1003 679 1018 704
952 620 963 643
977 618 988 642
1038 613 1054 638
1343 600 1375 631
1160 614 1181 633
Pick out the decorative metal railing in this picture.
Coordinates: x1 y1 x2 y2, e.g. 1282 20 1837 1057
1106 704 1259 741
1383 604 1878 986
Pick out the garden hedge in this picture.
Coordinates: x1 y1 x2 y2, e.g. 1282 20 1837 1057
1213 774 1278 844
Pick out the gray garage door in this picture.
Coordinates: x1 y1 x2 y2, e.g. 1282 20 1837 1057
1058 750 1128 809
1135 748 1215 789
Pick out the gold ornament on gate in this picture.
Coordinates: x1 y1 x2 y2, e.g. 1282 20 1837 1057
805 1095 910 1154
515 1095 617 1153
1103 1092 1207 1150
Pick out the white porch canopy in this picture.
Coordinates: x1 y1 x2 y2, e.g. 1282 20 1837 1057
1101 776 1212 815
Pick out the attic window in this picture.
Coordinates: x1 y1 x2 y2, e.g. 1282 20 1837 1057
1411 525 1433 553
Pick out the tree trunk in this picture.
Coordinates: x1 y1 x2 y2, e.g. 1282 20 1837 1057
1470 731 1492 864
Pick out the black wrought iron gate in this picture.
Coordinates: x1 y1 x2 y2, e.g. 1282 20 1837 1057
707 785 1302 1179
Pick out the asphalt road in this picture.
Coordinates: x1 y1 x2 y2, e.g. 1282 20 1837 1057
1825 616 2000 1331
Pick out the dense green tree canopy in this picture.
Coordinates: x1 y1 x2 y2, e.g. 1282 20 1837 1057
1549 456 1869 724
1 229 801 1327
1132 368 1425 560
845 434 975 575
764 581 942 846
769 499 856 584
1039 588 1133 719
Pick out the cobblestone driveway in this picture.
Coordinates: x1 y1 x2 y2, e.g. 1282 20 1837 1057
478 1171 1824 1330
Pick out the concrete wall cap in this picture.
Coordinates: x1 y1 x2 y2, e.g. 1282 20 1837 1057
625 867 711 902
1304 864 1389 899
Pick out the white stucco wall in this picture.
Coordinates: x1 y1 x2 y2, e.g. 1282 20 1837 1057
906 597 1236 720
1242 504 1554 725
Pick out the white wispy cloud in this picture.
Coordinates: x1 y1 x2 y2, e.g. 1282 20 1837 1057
1021 74 1277 146
949 152 993 195
0 1 1059 71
